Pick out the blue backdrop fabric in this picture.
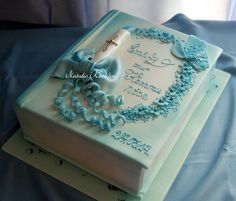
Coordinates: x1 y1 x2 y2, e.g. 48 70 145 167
0 14 236 201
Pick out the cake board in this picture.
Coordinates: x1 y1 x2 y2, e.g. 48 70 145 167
2 69 230 201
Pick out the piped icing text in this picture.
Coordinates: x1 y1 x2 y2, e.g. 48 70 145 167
111 130 152 156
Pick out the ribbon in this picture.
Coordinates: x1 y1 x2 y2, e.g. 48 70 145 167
52 48 125 131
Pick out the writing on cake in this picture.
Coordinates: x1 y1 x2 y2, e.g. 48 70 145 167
127 43 175 67
111 130 152 156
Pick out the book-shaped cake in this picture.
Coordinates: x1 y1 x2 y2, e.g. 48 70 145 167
15 10 222 198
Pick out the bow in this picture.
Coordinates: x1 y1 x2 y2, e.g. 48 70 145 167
171 35 209 71
52 48 121 92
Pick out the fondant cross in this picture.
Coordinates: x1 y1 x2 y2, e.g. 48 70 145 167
103 34 119 51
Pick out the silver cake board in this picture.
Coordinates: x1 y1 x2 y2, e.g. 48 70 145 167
2 69 230 201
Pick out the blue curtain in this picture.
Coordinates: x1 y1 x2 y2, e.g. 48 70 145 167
0 0 235 27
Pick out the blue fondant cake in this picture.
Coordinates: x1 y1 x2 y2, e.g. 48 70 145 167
15 10 222 198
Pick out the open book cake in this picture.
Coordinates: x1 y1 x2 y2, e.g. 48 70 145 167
15 10 223 198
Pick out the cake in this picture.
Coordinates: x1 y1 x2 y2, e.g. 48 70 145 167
15 10 222 198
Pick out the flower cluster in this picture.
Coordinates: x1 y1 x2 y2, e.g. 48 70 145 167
135 27 175 43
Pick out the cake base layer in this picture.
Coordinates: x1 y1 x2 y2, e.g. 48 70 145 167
2 69 230 201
